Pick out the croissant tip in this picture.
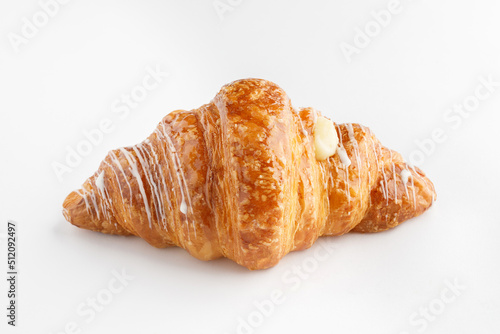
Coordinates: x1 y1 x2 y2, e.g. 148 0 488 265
62 191 88 229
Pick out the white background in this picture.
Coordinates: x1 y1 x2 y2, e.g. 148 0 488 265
1 0 500 333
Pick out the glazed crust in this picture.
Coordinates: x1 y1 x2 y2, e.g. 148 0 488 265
62 78 436 270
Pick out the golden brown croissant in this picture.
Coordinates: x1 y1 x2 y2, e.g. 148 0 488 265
62 78 436 270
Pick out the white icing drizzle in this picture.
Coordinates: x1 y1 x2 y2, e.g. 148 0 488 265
335 124 350 204
410 171 417 210
392 162 398 202
293 107 309 137
159 124 187 214
346 123 362 202
62 207 69 219
89 190 100 219
409 164 418 174
378 143 389 204
406 164 418 209
336 145 351 167
329 166 335 189
158 120 196 239
318 161 330 221
361 126 372 185
400 169 411 187
77 187 101 220
378 180 387 200
133 144 165 226
388 151 398 203
368 132 380 171
152 128 180 238
96 171 105 192
366 129 391 212
76 189 91 216
108 151 134 221
346 124 361 165
99 196 113 225
318 156 329 189
180 200 187 214
119 147 153 228
400 168 410 198
312 108 318 124
145 139 172 232
95 171 114 222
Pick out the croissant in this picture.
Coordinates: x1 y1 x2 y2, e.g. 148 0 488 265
62 78 436 270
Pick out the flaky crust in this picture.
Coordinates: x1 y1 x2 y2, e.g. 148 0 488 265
62 78 436 270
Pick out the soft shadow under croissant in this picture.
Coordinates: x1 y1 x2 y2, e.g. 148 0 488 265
62 78 436 270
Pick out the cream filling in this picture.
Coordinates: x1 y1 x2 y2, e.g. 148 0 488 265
314 116 339 161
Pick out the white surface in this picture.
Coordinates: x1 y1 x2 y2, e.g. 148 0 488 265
1 1 500 333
